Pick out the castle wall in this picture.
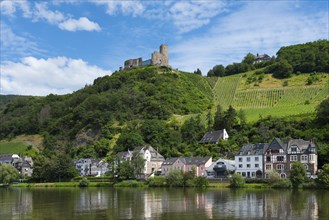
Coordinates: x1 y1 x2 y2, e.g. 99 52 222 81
124 57 142 69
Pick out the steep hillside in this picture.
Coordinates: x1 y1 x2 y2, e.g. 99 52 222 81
0 66 213 140
213 72 329 121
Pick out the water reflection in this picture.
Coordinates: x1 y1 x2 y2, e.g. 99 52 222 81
0 187 327 220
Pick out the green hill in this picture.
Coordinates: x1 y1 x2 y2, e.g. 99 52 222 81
213 72 329 121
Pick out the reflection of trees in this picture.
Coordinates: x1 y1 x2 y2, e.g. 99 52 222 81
290 190 308 216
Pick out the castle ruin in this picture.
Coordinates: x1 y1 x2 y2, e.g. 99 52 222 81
123 44 169 70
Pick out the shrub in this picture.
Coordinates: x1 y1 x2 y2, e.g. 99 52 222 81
78 177 89 187
194 176 209 188
114 180 145 187
167 169 184 187
229 173 245 188
146 176 167 187
271 179 292 188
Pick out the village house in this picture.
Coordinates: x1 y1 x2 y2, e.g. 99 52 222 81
0 154 34 177
235 138 318 179
161 157 212 177
75 158 109 176
235 143 266 178
199 129 229 144
206 158 236 178
254 53 271 63
117 145 165 178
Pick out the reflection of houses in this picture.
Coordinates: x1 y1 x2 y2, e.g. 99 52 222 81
75 158 109 176
117 145 165 178
235 143 266 178
199 129 229 144
161 157 212 177
235 138 318 179
0 154 33 177
206 158 236 178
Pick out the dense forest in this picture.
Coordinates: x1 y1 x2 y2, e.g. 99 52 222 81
207 40 329 78
1 40 329 182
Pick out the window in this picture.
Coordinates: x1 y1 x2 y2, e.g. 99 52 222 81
290 155 297 161
239 164 243 168
252 172 256 177
277 156 284 162
276 164 284 170
266 164 272 170
247 164 251 168
255 164 259 168
255 157 259 162
266 156 271 162
242 172 246 177
247 157 251 162
291 147 297 152
301 155 308 162
239 157 242 162
309 147 315 153
309 154 315 161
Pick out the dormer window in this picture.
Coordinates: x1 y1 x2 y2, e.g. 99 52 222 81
291 146 297 152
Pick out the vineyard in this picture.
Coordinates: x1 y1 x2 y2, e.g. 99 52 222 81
212 74 329 121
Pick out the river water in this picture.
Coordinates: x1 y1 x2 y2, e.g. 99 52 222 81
0 187 328 220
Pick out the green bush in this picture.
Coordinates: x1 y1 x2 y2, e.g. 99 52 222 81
79 177 89 187
229 173 245 188
114 180 145 187
146 176 167 187
194 176 209 188
167 169 184 187
271 179 292 188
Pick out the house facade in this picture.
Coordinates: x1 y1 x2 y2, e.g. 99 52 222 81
75 158 109 176
206 158 236 178
235 138 318 179
235 143 265 178
117 145 165 178
0 154 34 177
161 157 212 177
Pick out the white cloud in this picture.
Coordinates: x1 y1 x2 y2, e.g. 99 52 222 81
169 1 226 33
34 2 66 24
170 1 329 74
92 0 144 16
1 57 112 96
0 0 31 17
59 17 101 32
0 22 43 59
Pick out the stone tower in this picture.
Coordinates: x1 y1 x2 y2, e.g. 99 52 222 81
151 44 168 67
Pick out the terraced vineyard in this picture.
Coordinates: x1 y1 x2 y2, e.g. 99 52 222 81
213 74 329 121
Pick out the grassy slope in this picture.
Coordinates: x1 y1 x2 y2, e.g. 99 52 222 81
0 135 43 154
212 72 329 122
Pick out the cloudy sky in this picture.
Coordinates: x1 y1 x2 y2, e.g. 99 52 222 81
1 0 328 96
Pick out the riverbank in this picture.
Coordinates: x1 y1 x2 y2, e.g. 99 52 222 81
10 182 112 187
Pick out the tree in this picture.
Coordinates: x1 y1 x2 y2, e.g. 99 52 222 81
316 97 329 125
242 53 256 66
193 68 202 75
167 169 184 187
131 153 145 179
317 163 329 188
223 106 238 131
207 65 225 77
290 161 307 188
117 161 134 180
0 164 19 184
229 173 245 188
213 104 225 130
267 59 293 79
115 131 144 152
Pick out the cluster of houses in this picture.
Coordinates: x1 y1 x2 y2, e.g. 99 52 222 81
0 154 34 177
75 129 318 179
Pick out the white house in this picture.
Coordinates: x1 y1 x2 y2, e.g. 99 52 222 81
235 143 267 178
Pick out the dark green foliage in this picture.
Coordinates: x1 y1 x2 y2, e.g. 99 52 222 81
316 97 329 125
194 68 202 75
266 59 293 78
225 62 249 75
277 40 329 73
207 65 225 77
290 161 307 188
78 177 89 187
271 179 292 188
181 115 205 145
115 131 144 152
317 163 329 188
117 161 134 180
0 164 20 184
167 169 184 187
229 173 245 188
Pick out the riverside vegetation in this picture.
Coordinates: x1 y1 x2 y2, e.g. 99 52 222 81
0 40 329 187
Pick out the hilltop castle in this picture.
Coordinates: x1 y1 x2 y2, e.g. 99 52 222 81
123 44 169 70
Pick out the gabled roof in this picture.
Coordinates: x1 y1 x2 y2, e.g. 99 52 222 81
181 157 212 166
238 143 267 156
286 139 316 153
199 130 225 144
0 154 13 162
162 157 179 166
133 145 165 161
267 138 286 151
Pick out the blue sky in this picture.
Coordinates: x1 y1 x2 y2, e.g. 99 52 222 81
1 0 328 96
